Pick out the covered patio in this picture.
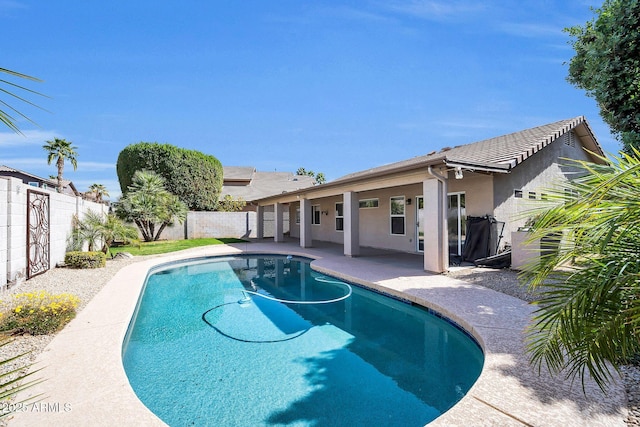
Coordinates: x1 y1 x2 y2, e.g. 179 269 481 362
254 169 452 273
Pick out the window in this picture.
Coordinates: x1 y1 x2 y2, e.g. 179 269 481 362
514 189 523 198
335 202 344 231
390 196 405 235
359 198 379 208
312 205 321 225
295 208 300 224
528 191 537 200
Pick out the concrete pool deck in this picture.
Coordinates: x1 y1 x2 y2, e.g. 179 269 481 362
9 241 626 426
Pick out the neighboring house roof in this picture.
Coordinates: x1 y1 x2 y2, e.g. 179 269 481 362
0 165 80 196
223 166 256 184
221 167 316 202
255 116 606 204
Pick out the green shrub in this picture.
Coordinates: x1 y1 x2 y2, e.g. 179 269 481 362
0 291 80 335
64 251 106 268
116 142 223 211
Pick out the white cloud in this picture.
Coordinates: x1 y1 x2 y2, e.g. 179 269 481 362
323 5 398 24
72 178 121 198
382 0 486 20
497 22 564 38
0 157 48 169
0 129 60 147
76 161 116 172
0 0 27 13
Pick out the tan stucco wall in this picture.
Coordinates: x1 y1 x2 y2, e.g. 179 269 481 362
289 184 425 253
447 172 494 217
493 131 594 248
287 174 498 255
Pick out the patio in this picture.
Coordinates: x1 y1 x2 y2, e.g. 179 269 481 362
9 240 626 426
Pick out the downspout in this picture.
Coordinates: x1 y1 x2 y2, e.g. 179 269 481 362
427 166 449 272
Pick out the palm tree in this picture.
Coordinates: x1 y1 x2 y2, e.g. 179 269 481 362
115 170 187 242
73 211 137 255
521 149 640 391
0 67 45 134
88 183 109 202
74 210 104 252
43 138 78 193
98 214 138 255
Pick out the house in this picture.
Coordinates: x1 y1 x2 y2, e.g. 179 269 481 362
221 167 316 211
0 165 80 196
253 116 607 273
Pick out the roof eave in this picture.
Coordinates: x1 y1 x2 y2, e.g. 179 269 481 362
254 157 449 204
444 159 512 173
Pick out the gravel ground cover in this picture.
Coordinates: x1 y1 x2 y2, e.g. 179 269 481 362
447 266 638 426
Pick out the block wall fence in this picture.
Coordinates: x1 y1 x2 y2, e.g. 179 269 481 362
2 175 289 289
161 209 289 240
0 177 107 290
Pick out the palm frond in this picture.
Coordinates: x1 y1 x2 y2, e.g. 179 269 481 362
0 68 47 134
521 150 640 391
0 340 45 416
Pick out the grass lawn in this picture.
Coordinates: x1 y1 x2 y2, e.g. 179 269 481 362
109 238 246 256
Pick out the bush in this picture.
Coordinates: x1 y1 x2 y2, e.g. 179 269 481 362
64 251 106 269
116 142 223 211
0 291 80 335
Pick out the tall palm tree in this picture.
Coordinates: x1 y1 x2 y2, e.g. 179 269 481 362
43 138 78 193
521 149 640 391
88 183 109 202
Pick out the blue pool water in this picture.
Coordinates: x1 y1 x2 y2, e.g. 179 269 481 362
122 255 484 426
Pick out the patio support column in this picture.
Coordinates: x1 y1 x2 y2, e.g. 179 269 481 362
256 205 264 239
299 198 313 248
343 191 360 257
423 174 448 273
274 202 284 243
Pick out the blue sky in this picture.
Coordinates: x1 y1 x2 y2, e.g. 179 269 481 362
1 1 617 198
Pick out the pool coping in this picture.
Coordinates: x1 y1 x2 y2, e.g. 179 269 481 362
8 243 627 426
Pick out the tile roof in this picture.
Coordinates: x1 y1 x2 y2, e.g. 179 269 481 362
333 116 603 183
222 170 316 201
0 165 80 195
0 164 58 186
223 166 256 182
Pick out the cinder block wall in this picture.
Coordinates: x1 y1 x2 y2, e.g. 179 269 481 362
1 177 106 289
160 210 290 241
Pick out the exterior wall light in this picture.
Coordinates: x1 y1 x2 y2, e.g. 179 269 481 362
454 167 463 180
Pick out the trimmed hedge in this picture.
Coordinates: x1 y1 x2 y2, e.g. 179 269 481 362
64 251 106 269
116 142 223 211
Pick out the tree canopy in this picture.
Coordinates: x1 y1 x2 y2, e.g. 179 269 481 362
566 0 640 153
88 183 109 202
43 138 78 193
116 142 223 211
296 167 326 184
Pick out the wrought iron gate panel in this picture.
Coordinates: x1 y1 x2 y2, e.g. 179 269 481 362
27 189 50 279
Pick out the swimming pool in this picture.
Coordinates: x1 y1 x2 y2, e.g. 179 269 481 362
122 255 484 426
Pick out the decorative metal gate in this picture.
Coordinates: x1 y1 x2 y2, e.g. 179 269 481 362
27 189 50 279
